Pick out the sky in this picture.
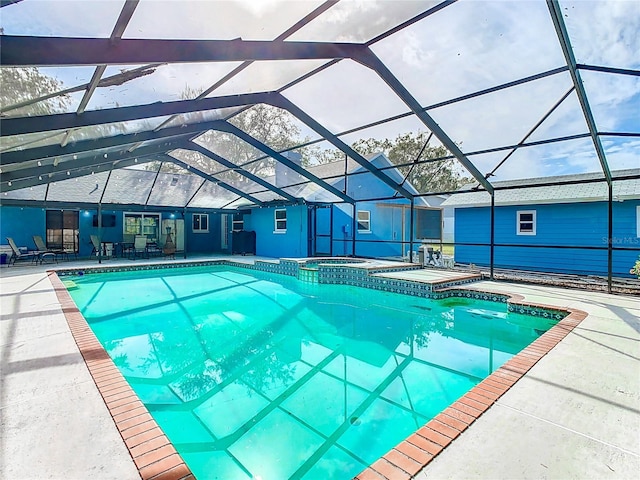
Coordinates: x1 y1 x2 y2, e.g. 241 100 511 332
1 0 639 186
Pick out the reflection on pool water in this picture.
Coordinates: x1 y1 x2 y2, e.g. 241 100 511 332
66 265 557 480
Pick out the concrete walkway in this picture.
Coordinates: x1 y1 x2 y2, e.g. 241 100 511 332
416 281 640 479
0 267 141 479
1 258 638 479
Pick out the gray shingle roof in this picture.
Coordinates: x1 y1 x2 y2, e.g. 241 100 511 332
441 169 640 208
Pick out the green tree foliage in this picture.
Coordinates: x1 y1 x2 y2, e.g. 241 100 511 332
201 104 303 177
0 67 70 115
350 131 470 193
163 88 469 195
164 95 306 184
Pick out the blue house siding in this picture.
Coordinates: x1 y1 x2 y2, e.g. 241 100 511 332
79 209 123 257
454 201 640 277
0 206 46 249
186 212 222 253
246 205 309 258
0 205 234 258
353 201 407 258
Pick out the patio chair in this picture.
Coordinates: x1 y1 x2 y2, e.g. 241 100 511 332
90 235 101 257
6 237 38 266
426 247 442 266
33 235 63 263
133 235 148 259
145 241 162 257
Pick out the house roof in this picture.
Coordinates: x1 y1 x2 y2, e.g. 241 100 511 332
1 1 637 211
441 169 640 208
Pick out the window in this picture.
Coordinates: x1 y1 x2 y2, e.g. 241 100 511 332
232 213 244 232
46 210 79 253
274 209 287 233
637 206 640 237
357 210 371 233
517 210 536 235
415 207 442 239
124 213 160 242
193 213 209 233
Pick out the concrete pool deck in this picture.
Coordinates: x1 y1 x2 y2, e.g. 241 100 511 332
1 256 638 479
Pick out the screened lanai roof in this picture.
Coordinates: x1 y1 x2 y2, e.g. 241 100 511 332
1 0 639 210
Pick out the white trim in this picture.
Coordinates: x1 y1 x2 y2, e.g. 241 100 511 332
356 210 371 233
123 212 161 240
192 213 209 233
636 205 640 238
517 210 536 235
221 215 229 248
274 208 287 233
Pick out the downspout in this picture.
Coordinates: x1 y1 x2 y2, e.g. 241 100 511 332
329 205 334 257
182 208 187 259
351 203 356 257
409 199 415 261
490 192 495 280
307 205 313 257
608 183 613 294
97 202 103 264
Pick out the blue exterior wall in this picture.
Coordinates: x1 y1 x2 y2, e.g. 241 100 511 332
329 200 433 259
1 206 230 257
454 201 640 277
332 204 354 256
79 209 122 257
244 205 309 258
186 212 223 253
0 206 46 250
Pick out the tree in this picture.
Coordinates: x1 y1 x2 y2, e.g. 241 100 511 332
0 67 70 116
199 103 303 177
151 88 470 195
351 131 471 193
162 90 308 186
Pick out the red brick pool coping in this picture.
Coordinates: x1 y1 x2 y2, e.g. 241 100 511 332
49 272 195 480
355 293 588 480
49 271 587 480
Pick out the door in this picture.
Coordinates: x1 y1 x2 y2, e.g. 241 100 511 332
221 214 230 250
46 210 79 253
161 219 185 251
310 204 332 256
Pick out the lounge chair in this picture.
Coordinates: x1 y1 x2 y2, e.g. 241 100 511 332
33 235 63 263
6 237 38 266
133 235 148 259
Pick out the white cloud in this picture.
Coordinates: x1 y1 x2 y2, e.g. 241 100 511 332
3 0 637 182
563 0 640 69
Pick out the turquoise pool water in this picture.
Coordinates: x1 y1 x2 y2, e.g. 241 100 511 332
66 265 556 480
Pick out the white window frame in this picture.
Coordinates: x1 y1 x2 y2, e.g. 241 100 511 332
274 209 287 233
232 219 244 232
357 210 371 233
636 205 640 237
221 215 229 249
517 210 536 236
192 213 209 233
123 212 161 242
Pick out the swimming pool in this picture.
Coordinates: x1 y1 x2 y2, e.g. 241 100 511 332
65 264 560 480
